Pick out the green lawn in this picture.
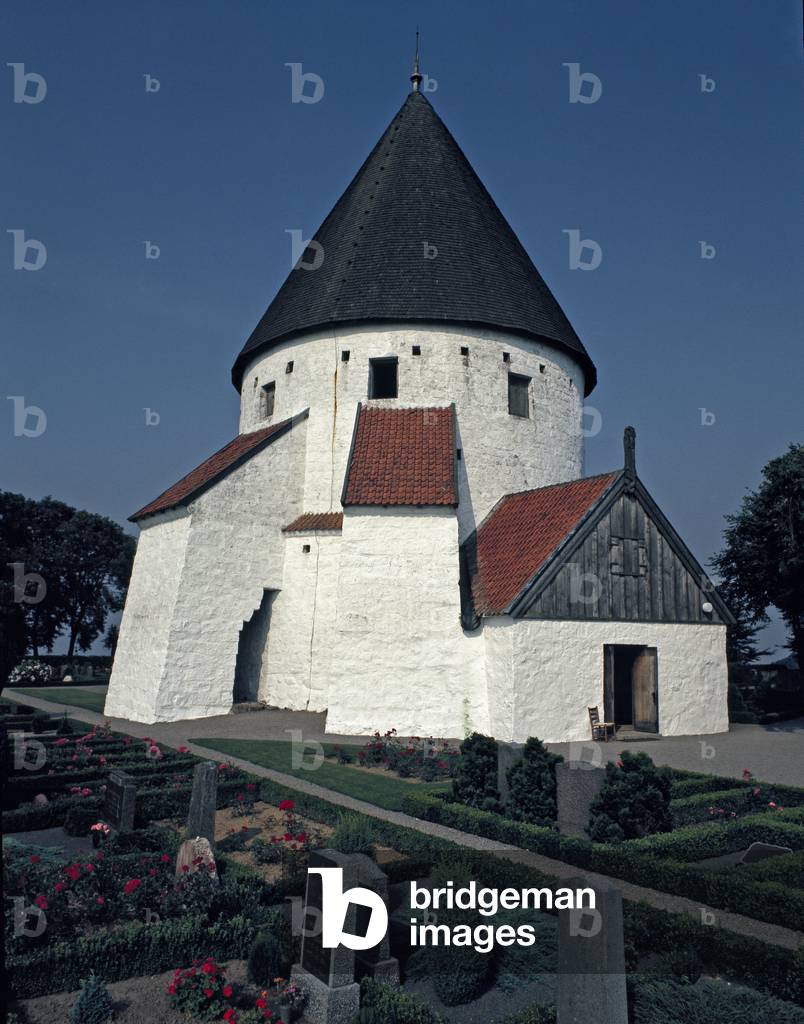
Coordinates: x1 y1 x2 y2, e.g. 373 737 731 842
14 686 108 714
193 737 451 811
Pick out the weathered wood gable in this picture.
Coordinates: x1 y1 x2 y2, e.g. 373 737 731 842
513 480 732 625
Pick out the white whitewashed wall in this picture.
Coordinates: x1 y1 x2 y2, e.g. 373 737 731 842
238 322 585 540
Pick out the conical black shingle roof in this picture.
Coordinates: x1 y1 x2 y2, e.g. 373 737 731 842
232 90 596 394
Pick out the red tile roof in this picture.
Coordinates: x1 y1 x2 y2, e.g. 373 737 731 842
342 405 457 507
468 472 619 615
283 512 344 533
131 415 300 522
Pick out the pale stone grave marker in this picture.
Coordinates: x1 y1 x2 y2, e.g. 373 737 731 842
557 877 628 1024
740 841 793 864
103 769 136 831
555 761 607 838
497 741 524 807
186 760 218 847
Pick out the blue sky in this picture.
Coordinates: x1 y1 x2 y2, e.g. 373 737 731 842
2 0 801 654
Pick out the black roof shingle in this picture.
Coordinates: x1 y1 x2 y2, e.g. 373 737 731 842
232 90 596 395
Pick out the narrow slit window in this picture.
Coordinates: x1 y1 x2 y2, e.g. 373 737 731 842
341 350 350 362
368 357 398 399
508 372 531 418
260 381 276 419
286 360 294 374
412 345 421 356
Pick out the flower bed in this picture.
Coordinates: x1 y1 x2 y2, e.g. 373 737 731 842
332 729 460 782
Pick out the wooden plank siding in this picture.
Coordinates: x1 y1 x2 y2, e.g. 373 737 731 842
522 491 726 624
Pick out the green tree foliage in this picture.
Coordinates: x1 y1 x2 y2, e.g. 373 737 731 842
0 491 135 677
451 732 501 812
505 737 563 826
68 971 115 1024
712 444 804 672
587 751 673 843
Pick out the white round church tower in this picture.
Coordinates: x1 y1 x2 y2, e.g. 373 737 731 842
110 74 687 743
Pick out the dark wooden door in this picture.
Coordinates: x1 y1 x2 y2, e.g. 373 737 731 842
603 645 616 723
632 647 658 732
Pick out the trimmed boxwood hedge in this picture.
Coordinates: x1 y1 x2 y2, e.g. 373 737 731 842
400 791 804 930
8 912 271 998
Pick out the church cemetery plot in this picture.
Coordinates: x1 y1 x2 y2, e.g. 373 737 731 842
4 717 804 1022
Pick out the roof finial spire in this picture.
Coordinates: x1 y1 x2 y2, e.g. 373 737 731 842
624 426 636 481
410 29 423 92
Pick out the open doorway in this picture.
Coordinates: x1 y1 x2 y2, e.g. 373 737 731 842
233 589 274 704
603 644 658 733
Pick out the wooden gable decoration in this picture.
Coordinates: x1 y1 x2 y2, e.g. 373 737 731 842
509 448 734 626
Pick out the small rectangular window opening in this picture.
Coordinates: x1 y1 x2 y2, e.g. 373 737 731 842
460 346 469 357
412 345 421 355
508 372 531 418
341 350 350 362
260 381 276 419
456 448 462 461
286 360 294 374
539 364 546 374
302 544 311 553
368 357 398 399
502 352 510 363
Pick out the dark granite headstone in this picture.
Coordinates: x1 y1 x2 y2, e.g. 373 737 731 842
497 741 525 806
103 770 136 831
557 878 628 1024
291 849 368 1023
740 841 793 865
556 761 607 838
186 761 218 846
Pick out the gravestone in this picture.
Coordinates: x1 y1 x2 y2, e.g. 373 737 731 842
104 770 136 831
557 877 628 1024
497 741 525 807
186 761 218 847
740 841 793 865
555 761 607 838
175 835 218 883
290 850 376 1023
353 856 399 986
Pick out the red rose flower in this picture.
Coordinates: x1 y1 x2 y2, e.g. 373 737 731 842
55 881 66 892
181 864 190 873
123 878 142 895
202 961 216 974
160 854 171 863
66 864 82 880
96 896 105 904
204 988 214 998
255 998 267 1010
223 985 233 997
278 799 295 811
283 832 292 842
167 984 177 996
34 894 48 909
246 782 256 792
30 854 41 864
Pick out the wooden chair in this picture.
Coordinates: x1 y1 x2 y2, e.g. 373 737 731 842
588 706 615 742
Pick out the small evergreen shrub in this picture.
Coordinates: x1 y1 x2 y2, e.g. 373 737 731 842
8 659 53 687
31 712 51 734
496 1008 556 1024
247 930 282 987
359 978 447 1023
57 714 73 735
68 972 114 1024
588 751 673 842
429 943 491 1005
330 812 375 856
505 737 563 826
451 732 501 812
250 836 282 864
632 977 804 1024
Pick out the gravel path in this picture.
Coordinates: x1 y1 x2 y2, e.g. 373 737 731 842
5 689 803 953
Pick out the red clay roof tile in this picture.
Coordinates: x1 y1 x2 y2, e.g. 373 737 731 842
131 416 299 522
342 405 457 507
469 472 620 615
283 512 344 533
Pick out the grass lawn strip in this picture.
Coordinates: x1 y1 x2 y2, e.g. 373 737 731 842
14 686 108 713
193 737 451 811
